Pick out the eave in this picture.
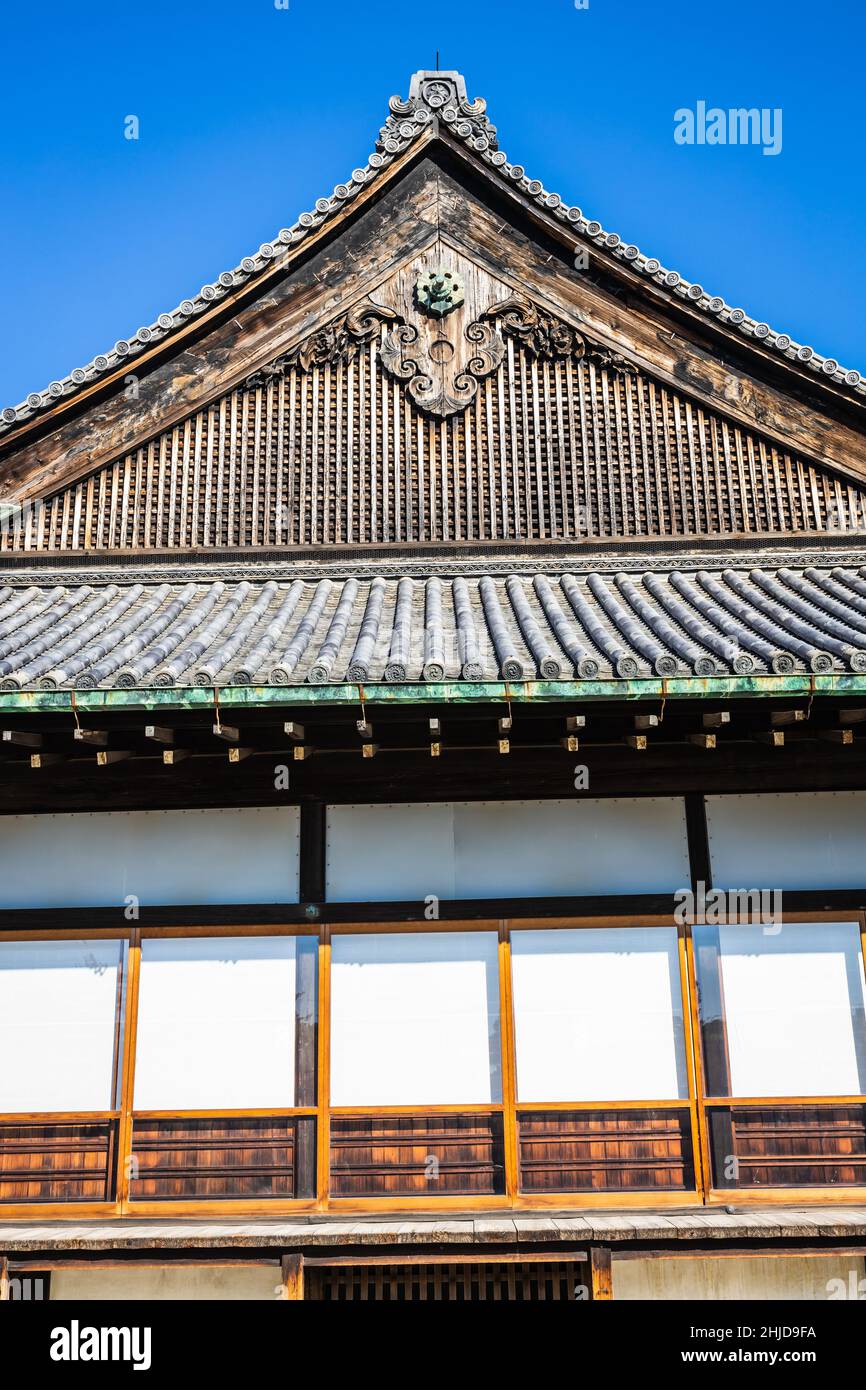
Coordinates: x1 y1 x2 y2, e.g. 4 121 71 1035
3 672 866 715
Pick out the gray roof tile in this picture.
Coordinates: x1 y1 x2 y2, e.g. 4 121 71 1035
2 563 866 691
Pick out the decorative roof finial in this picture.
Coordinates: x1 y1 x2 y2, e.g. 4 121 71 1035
380 70 497 153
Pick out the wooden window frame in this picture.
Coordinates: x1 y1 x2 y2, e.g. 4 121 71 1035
1 909 865 1216
686 907 866 1205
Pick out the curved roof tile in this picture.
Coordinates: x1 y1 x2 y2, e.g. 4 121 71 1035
2 564 866 690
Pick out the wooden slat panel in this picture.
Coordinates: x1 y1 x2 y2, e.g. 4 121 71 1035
329 1112 505 1198
712 1105 866 1189
0 1119 116 1203
306 1259 584 1301
7 347 856 552
129 1115 314 1200
518 1107 694 1193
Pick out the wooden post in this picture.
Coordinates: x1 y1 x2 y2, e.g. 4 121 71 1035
281 1253 304 1301
0 1256 9 1301
316 929 331 1210
590 1246 612 1301
498 924 519 1202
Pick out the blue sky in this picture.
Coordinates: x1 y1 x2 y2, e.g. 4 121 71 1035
1 0 864 409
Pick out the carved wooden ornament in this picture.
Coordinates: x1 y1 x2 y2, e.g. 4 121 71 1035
251 260 637 419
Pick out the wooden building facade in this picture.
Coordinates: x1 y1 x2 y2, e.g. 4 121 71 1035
1 71 866 1301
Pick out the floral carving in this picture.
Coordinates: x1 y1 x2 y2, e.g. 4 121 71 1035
482 293 636 374
247 301 401 384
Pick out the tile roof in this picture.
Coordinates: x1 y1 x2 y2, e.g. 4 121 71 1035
4 563 866 691
3 1206 866 1250
2 71 863 439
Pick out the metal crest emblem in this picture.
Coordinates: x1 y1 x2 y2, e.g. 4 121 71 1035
415 268 465 318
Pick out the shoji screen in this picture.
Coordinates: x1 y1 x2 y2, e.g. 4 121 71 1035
134 936 316 1109
706 921 866 1097
326 799 690 901
510 928 688 1102
0 939 125 1111
329 931 502 1105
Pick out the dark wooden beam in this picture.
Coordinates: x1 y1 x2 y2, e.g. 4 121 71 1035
702 711 730 730
687 733 716 750
73 728 108 747
2 730 43 749
145 725 176 745
771 709 807 728
684 794 712 892
299 802 326 903
754 729 785 747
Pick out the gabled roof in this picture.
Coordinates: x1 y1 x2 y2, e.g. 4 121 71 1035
2 69 863 443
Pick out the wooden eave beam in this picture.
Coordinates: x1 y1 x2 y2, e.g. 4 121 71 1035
770 709 807 727
73 728 109 747
145 724 176 744
2 729 43 748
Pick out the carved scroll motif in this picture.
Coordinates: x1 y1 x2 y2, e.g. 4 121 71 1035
246 300 401 385
246 292 632 414
482 294 636 375
379 319 505 418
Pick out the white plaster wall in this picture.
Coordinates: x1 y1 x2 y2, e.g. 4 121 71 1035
326 797 690 901
706 790 866 889
50 1266 282 1301
0 806 300 906
613 1255 866 1301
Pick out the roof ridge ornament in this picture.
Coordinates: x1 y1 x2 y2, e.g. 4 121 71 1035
381 70 497 153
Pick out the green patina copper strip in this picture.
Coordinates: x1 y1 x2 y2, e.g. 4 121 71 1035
0 673 863 714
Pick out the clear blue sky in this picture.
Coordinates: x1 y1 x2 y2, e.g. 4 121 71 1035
1 0 864 409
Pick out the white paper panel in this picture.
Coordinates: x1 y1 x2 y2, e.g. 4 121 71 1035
134 937 299 1109
329 931 501 1105
717 921 866 1097
706 791 866 890
0 806 299 907
0 940 123 1111
326 798 689 902
510 928 688 1102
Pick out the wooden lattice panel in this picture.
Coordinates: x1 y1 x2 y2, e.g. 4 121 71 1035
4 341 858 552
306 1260 587 1301
329 1112 506 1197
0 1119 117 1203
129 1116 314 1201
710 1105 866 1189
517 1108 695 1193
